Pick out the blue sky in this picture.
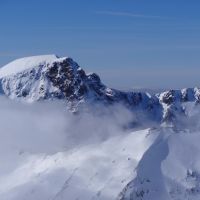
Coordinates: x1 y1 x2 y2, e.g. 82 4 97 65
1 0 200 89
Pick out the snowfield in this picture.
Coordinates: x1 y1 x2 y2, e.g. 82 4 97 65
0 129 157 200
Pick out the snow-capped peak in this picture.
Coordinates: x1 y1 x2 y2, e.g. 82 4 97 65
1 54 200 126
0 54 67 78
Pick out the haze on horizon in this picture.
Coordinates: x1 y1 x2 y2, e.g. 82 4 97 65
1 0 200 89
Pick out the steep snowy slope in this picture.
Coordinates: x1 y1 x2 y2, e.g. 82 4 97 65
118 127 200 200
0 128 158 200
2 118 200 200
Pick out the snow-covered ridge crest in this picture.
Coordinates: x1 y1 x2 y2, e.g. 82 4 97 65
0 54 67 78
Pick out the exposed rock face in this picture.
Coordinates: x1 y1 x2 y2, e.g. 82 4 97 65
158 88 200 125
0 55 200 124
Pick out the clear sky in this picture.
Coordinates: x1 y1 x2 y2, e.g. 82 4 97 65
1 0 200 89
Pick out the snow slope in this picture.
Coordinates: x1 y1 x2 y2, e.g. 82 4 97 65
2 118 200 200
0 128 158 200
0 55 62 78
118 128 200 200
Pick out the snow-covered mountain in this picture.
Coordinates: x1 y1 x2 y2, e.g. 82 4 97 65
0 55 200 125
1 55 200 200
0 55 159 117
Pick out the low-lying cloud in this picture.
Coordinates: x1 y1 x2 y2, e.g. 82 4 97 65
0 96 135 155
